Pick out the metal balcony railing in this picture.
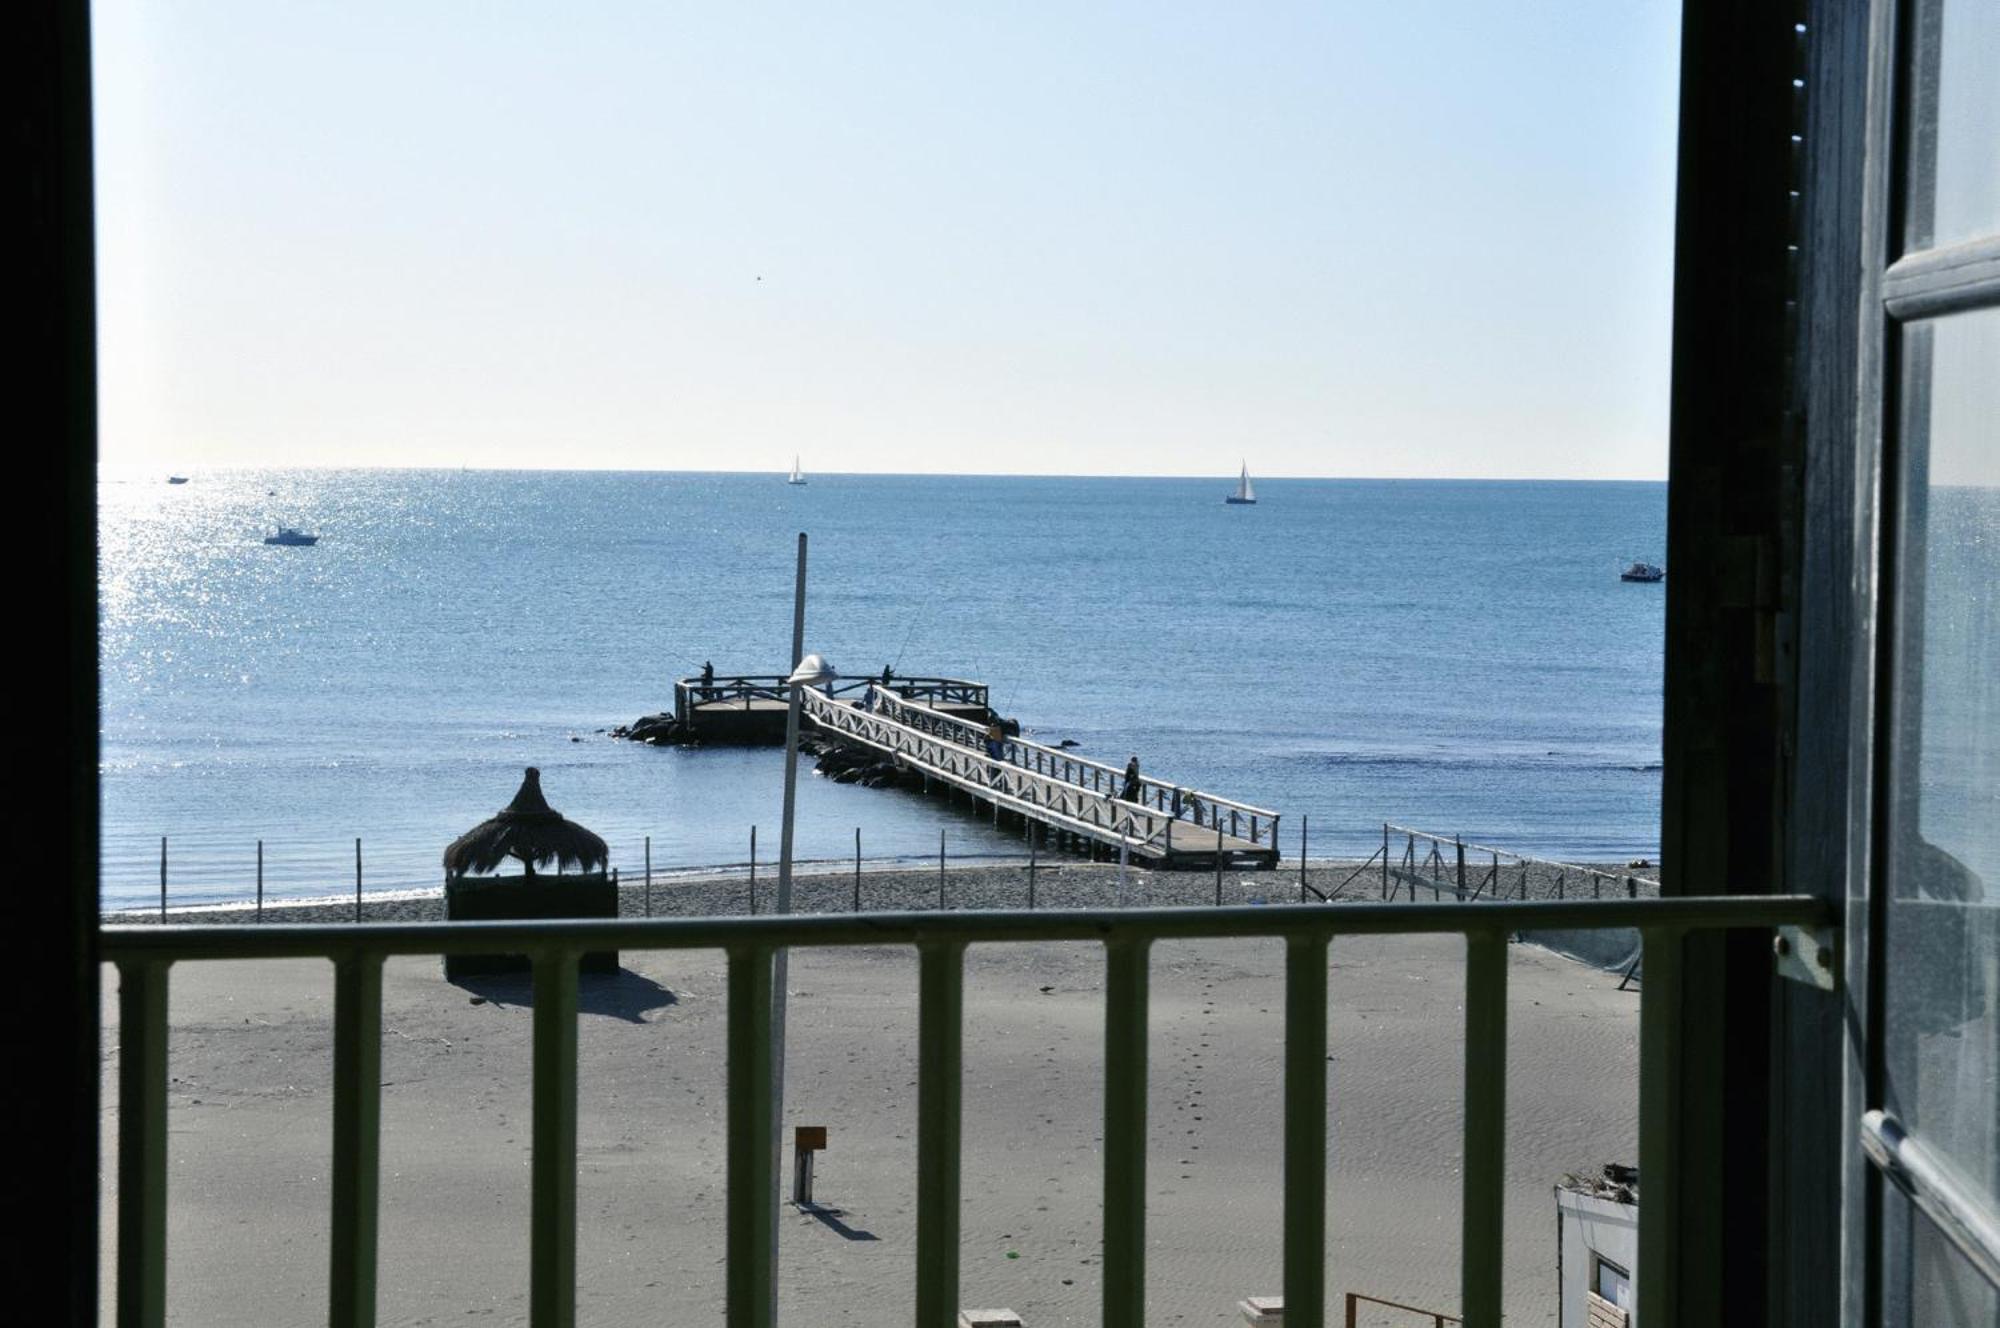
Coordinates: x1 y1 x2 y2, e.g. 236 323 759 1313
101 895 1829 1328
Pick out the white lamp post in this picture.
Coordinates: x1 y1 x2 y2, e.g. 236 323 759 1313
770 645 834 1267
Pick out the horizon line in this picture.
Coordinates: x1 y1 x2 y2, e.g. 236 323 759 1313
99 461 1671 483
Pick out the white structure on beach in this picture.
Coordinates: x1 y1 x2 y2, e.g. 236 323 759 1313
1556 1165 1639 1327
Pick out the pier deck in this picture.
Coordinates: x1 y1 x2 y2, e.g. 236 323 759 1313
673 674 989 743
803 686 1280 871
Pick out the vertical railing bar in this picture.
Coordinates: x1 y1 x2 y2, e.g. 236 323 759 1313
1637 927 1684 1328
1460 929 1507 1327
726 945 777 1328
1284 935 1330 1328
117 958 170 1328
329 949 385 1328
913 941 967 1327
529 948 580 1328
1102 938 1151 1328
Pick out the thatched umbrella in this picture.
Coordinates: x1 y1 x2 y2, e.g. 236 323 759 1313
444 767 608 878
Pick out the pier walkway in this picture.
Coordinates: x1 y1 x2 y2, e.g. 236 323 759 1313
802 686 1281 870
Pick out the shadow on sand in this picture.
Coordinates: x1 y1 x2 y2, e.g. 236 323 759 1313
795 1204 878 1241
448 969 679 1024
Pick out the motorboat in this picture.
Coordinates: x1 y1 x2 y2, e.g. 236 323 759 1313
264 527 319 546
167 476 188 485
1621 561 1665 582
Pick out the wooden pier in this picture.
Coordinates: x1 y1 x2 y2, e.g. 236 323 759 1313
670 673 991 744
802 686 1281 871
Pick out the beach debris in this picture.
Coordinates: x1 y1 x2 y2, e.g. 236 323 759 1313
1237 1296 1284 1324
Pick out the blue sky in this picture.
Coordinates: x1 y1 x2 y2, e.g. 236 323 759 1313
93 1 1684 478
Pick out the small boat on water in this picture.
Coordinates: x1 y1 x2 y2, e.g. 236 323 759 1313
264 526 319 546
167 476 188 485
1621 561 1664 582
787 456 807 486
1225 462 1256 505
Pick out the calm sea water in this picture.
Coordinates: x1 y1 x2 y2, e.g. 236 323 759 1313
99 470 1666 908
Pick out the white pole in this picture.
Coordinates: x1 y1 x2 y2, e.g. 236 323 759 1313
772 533 807 1274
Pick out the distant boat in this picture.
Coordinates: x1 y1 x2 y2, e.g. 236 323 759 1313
264 527 319 546
1621 561 1664 582
1225 462 1256 505
787 456 807 486
167 476 189 485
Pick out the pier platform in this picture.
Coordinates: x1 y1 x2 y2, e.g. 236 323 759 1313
630 670 1282 871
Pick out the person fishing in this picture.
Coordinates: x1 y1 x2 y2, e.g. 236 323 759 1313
985 716 1006 761
1120 755 1141 803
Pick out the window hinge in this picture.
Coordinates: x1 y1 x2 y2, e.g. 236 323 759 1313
1772 924 1837 991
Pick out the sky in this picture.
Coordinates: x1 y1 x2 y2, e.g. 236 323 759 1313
92 1 1685 479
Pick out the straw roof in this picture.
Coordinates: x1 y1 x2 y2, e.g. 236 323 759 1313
443 767 608 877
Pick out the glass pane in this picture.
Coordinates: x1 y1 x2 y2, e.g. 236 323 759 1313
1883 309 2000 1244
1904 0 2000 251
1886 1202 2000 1328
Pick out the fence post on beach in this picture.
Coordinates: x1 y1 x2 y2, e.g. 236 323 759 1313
1627 875 1638 899
1456 837 1466 898
1593 871 1602 899
749 826 757 916
1028 834 1037 909
938 829 946 911
256 840 263 922
853 827 861 912
644 836 652 918
354 837 362 923
159 836 167 920
1299 814 1308 902
1382 823 1390 899
1214 821 1224 906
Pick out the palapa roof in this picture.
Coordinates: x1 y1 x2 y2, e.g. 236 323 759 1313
443 767 608 877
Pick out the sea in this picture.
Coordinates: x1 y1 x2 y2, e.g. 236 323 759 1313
99 470 1666 910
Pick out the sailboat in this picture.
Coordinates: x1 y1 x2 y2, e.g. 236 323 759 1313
787 456 807 486
1225 461 1257 505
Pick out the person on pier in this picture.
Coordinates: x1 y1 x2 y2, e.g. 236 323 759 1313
1121 755 1141 803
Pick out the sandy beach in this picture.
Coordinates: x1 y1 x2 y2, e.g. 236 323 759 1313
100 861 1642 1327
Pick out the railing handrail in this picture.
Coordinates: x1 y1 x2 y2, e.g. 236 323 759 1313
102 891 1834 1328
863 687 1281 823
100 895 1832 959
803 690 1182 850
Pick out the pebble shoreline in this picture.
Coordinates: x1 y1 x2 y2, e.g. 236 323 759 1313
104 856 1661 927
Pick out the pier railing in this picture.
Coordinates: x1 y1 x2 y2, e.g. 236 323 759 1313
850 687 1281 849
673 674 987 723
802 686 1191 858
102 894 1833 1328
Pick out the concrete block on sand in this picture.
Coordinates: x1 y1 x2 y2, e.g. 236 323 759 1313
1238 1294 1283 1323
959 1311 1024 1328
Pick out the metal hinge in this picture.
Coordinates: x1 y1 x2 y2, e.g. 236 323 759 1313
1772 924 1837 991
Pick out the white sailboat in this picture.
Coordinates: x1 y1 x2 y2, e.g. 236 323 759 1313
787 455 807 486
1225 461 1256 505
